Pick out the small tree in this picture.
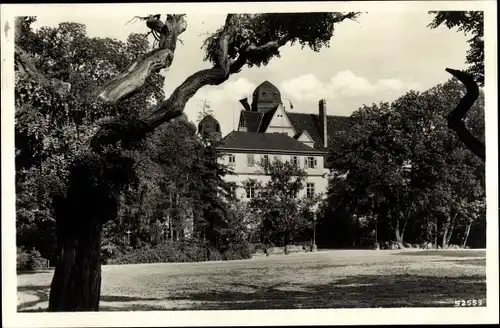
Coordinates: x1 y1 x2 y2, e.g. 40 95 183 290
247 158 319 246
196 99 215 122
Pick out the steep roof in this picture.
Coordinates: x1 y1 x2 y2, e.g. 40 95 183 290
219 131 326 154
252 80 281 98
257 106 279 132
198 114 221 134
240 111 263 132
287 113 352 150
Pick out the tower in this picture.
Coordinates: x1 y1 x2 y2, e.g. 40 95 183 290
197 115 222 140
251 80 282 112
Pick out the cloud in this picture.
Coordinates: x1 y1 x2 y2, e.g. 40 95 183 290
204 78 256 103
280 71 421 102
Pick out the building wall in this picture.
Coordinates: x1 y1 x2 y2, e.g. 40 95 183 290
220 152 328 201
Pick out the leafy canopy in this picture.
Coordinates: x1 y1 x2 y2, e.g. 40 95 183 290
428 11 484 86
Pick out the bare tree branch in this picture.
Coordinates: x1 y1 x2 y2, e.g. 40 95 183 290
445 68 485 161
16 14 187 104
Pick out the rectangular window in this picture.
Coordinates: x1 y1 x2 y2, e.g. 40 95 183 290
292 156 299 166
229 184 236 196
247 154 255 167
239 119 246 128
306 183 315 198
228 154 235 166
262 155 269 164
245 184 255 199
307 156 317 169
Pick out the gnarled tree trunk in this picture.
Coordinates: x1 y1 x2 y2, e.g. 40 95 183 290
48 219 102 311
48 153 125 311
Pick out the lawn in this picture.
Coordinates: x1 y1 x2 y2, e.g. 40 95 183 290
17 249 486 311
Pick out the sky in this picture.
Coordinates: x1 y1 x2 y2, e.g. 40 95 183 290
32 10 470 137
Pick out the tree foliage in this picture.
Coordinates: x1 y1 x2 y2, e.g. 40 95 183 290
14 12 361 311
428 11 484 86
203 13 359 69
247 159 323 246
324 78 485 248
15 18 164 261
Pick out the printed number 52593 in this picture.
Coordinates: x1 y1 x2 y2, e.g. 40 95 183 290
455 299 484 307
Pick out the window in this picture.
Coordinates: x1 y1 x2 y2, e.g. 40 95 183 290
245 184 256 199
292 156 299 166
262 155 269 164
247 154 255 167
307 156 317 169
306 183 315 198
228 154 235 166
229 184 236 196
239 119 246 128
262 92 268 96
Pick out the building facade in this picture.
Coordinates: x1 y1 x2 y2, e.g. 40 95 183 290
199 80 351 202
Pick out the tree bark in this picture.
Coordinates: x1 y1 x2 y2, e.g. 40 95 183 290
395 228 404 247
393 213 405 248
442 212 458 248
48 221 102 311
434 222 438 249
462 221 472 248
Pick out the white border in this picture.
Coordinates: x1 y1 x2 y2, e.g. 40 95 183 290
1 2 498 327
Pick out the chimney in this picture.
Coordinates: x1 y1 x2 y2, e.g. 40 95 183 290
319 99 328 148
239 98 251 111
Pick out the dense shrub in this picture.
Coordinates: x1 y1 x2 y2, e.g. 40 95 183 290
221 242 253 260
17 247 48 271
101 244 124 264
106 241 254 265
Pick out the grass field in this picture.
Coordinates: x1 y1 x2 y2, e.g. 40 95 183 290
17 249 486 311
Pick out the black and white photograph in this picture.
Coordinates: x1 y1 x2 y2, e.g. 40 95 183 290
1 1 498 326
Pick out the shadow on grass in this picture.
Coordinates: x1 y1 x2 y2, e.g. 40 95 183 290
18 274 486 312
396 250 486 258
17 270 53 275
17 285 163 312
429 258 486 266
17 285 50 312
161 274 486 310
